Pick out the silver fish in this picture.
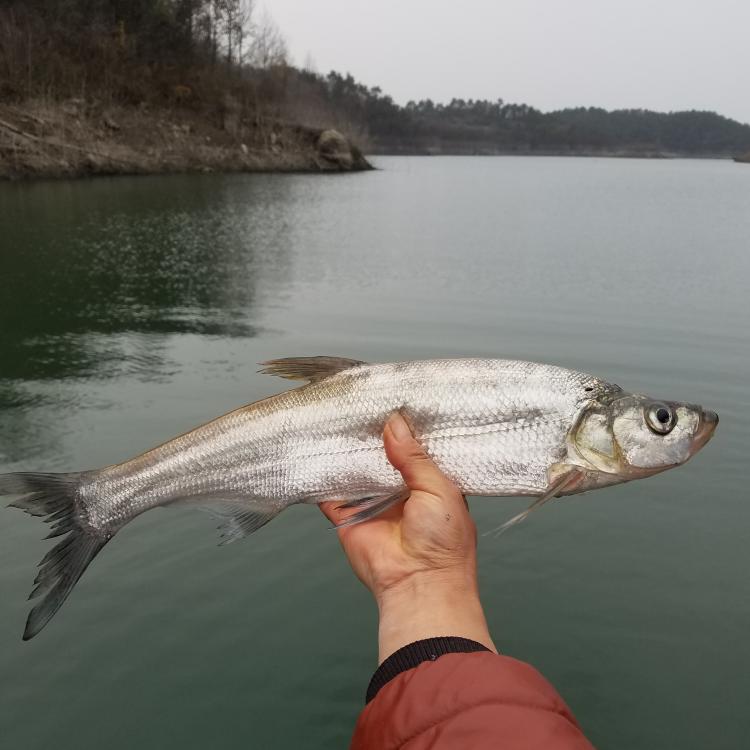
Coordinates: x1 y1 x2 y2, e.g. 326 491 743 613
1 356 718 639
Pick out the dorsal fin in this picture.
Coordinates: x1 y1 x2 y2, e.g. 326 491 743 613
258 356 367 383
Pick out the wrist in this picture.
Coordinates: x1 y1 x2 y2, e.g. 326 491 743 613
375 568 497 663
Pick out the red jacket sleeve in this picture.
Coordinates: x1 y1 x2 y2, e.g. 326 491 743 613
351 649 595 750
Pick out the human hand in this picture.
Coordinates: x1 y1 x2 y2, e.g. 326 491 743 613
320 413 497 662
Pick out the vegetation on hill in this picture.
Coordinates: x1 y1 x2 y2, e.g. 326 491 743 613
0 1 297 125
298 71 750 156
0 0 370 177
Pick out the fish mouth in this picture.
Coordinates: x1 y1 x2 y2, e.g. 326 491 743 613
691 409 719 455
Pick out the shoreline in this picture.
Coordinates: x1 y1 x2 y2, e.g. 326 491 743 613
2 101 745 182
0 101 372 181
368 146 739 160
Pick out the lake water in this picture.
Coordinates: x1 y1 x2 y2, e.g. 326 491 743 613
0 156 748 749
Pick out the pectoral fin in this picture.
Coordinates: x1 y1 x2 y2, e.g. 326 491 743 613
486 466 585 537
330 488 410 528
258 356 367 383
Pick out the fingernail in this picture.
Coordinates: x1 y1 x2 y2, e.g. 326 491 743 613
388 412 412 443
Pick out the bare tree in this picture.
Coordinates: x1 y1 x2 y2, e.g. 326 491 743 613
233 0 254 65
248 7 287 69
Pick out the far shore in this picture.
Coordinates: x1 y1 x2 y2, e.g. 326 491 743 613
368 146 740 160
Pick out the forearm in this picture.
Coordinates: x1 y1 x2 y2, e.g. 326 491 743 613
376 569 497 663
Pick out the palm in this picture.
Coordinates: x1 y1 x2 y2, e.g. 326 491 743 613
321 482 474 596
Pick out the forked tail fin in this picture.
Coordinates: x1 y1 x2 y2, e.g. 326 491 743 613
1 472 110 640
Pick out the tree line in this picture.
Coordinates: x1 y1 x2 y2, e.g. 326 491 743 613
306 72 750 155
0 0 286 107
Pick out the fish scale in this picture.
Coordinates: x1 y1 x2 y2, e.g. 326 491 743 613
80 357 603 526
1 355 717 639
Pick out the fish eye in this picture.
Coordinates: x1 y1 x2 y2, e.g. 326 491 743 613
645 403 676 435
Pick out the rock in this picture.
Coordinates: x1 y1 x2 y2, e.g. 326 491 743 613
103 114 120 131
316 129 354 169
83 152 103 172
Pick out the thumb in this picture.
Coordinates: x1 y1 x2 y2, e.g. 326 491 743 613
383 412 459 498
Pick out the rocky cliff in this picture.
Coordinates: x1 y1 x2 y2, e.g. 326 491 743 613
0 100 372 180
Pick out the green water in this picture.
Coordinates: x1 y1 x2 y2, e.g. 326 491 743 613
0 157 748 749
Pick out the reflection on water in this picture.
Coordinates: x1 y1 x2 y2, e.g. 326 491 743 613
0 175 294 386
0 159 748 750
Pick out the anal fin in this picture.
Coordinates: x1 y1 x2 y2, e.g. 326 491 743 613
172 499 281 545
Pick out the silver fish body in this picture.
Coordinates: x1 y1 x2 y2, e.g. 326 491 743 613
87 358 613 531
1 356 718 638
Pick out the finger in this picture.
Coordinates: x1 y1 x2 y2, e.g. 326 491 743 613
383 412 461 499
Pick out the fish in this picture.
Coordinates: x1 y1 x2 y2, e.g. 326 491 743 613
1 356 718 639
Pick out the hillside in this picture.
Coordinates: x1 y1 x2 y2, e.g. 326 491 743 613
0 1 370 178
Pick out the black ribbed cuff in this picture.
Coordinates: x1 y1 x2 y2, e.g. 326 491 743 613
365 636 492 703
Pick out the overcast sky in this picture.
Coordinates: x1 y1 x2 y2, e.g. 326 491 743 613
267 0 750 124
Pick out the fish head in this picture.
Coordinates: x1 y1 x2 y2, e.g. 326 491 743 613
572 394 718 479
